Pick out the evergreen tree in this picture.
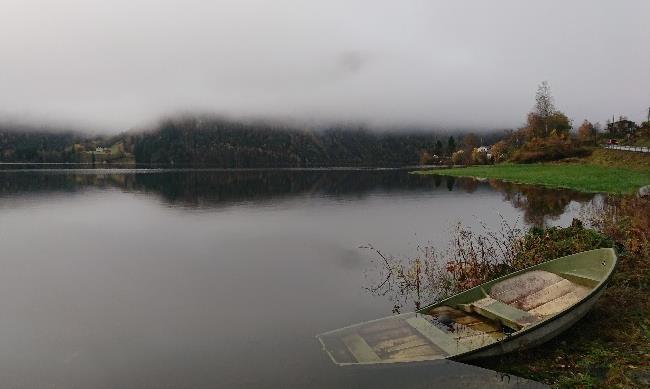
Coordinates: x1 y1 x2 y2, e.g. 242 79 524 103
447 136 456 155
434 140 443 156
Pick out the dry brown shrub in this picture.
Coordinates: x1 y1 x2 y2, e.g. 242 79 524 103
364 215 614 313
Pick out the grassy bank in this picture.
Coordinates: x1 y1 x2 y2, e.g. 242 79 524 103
587 148 650 171
414 162 650 194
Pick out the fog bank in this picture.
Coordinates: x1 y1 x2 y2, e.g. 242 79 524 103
1 0 648 132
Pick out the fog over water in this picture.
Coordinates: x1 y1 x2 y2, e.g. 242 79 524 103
1 0 649 131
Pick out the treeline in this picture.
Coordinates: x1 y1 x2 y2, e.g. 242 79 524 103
133 117 449 167
0 124 136 163
0 126 81 162
135 117 509 167
0 117 505 167
486 82 650 164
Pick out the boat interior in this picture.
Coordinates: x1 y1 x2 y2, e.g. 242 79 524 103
318 249 615 365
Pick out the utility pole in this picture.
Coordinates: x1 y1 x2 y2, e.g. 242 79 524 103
647 106 650 122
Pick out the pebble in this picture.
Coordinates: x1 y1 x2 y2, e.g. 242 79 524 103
639 185 650 198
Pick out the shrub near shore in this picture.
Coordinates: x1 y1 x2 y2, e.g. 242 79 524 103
509 134 591 163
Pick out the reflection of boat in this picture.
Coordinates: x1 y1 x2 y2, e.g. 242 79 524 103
317 248 617 365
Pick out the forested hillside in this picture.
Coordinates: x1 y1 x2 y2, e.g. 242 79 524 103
0 117 501 167
133 117 452 167
0 127 81 162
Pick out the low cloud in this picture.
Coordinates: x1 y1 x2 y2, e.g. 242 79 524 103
0 0 648 132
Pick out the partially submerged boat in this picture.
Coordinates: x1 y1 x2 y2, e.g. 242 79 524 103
318 248 617 365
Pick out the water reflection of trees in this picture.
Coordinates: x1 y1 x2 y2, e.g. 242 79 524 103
0 170 447 208
431 174 596 226
132 170 436 206
487 180 596 226
0 171 597 223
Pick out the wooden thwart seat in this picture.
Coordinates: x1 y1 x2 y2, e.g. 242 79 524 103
458 297 540 330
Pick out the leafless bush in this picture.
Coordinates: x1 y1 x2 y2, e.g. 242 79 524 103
363 216 526 312
364 212 613 313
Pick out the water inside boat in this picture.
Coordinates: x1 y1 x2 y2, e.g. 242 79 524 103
318 249 615 365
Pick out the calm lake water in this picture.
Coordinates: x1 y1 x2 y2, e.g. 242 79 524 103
0 168 594 388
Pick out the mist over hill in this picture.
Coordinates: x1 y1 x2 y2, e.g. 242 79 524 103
0 117 504 167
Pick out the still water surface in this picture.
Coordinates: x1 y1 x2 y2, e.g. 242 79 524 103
0 169 592 387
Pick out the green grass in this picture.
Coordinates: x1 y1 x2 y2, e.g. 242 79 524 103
414 163 650 194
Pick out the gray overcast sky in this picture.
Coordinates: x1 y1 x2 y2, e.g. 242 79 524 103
1 0 649 132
